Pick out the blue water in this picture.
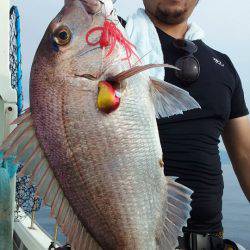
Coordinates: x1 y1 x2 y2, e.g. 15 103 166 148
35 150 250 248
220 151 250 248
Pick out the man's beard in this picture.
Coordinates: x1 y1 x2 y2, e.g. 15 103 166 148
155 4 188 25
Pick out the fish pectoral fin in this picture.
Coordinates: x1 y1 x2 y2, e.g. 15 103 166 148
1 109 101 250
158 177 193 250
150 77 201 118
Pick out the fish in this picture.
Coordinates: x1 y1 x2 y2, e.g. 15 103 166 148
0 0 201 249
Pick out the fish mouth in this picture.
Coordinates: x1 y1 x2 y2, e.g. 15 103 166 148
77 46 101 57
74 73 98 80
74 51 124 82
75 46 103 81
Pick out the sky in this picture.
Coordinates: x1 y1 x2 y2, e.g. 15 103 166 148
11 0 250 109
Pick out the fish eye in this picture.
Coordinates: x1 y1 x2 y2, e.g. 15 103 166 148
53 26 71 46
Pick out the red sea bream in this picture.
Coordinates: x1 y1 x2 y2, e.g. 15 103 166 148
1 0 201 249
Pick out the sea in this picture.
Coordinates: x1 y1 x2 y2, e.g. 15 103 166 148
35 150 250 248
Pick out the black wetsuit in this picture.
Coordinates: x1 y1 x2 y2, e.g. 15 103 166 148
119 17 249 234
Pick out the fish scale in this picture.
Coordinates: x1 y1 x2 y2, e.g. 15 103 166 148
59 74 167 248
0 0 201 249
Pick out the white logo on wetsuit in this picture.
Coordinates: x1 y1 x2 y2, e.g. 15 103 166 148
213 57 225 67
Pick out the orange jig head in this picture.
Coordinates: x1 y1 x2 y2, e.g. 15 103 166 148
97 81 121 114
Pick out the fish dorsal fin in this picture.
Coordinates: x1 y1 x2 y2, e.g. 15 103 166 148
150 77 201 118
158 177 193 250
1 109 101 250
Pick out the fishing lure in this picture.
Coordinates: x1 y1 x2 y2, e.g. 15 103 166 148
97 81 121 114
86 19 140 114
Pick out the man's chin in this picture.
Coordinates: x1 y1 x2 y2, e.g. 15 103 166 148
155 1 189 24
156 9 186 25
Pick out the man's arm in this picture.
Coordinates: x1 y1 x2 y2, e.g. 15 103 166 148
222 116 250 202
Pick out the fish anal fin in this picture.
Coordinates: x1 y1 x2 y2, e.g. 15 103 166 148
150 77 201 118
158 177 193 250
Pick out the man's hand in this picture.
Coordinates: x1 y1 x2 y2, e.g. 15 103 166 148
222 115 250 202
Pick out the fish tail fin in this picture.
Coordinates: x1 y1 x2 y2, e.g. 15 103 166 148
158 177 192 250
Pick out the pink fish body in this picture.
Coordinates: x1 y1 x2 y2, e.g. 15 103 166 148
1 0 200 249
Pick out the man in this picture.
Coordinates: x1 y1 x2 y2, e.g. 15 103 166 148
118 0 250 249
